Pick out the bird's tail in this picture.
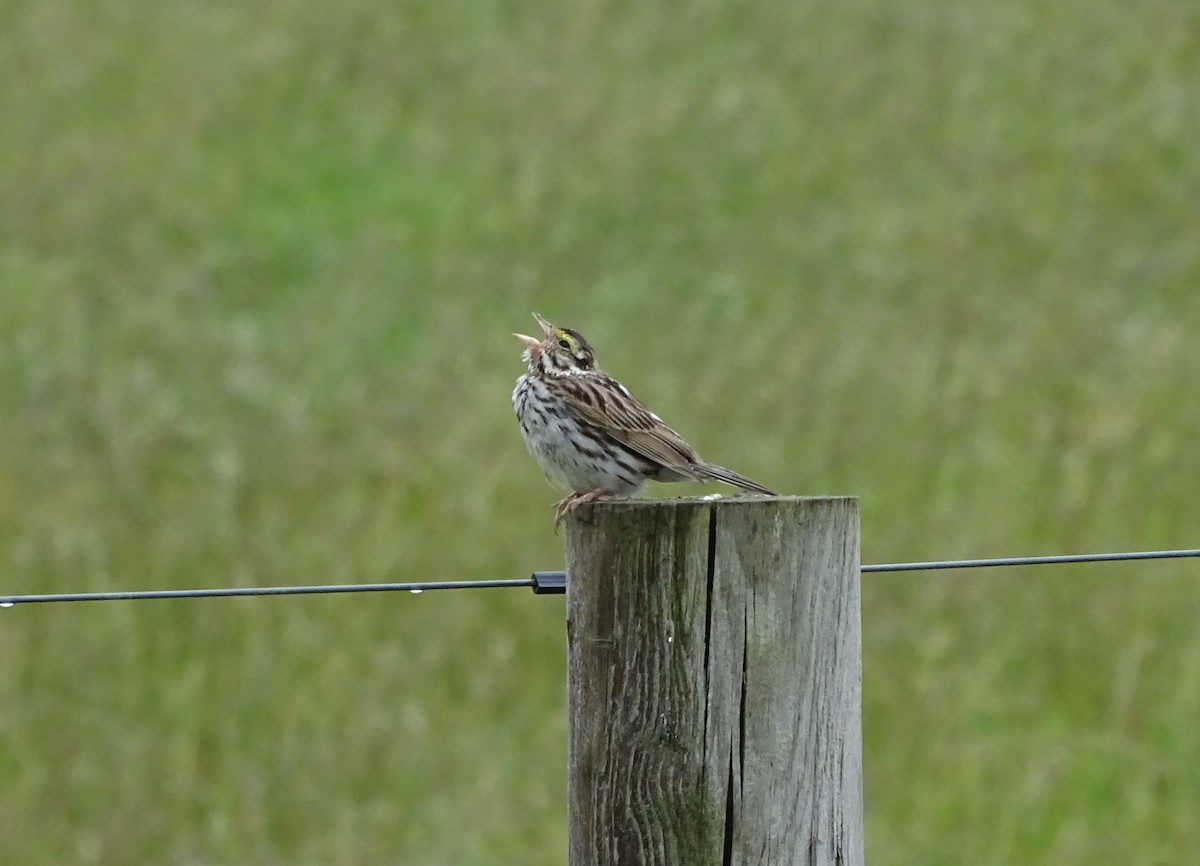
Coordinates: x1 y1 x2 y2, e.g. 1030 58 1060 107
696 463 776 496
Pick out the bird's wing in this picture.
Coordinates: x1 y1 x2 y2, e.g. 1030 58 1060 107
547 374 703 477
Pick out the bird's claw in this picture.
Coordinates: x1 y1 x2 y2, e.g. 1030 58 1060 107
553 494 580 532
553 489 612 531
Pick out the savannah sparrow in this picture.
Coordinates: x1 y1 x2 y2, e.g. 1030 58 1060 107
512 313 776 524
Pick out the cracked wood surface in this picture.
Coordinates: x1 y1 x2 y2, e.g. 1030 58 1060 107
565 497 863 866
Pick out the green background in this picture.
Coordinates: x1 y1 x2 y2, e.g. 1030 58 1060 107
2 0 1198 863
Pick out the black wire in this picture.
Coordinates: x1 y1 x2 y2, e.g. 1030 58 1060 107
0 579 533 605
0 549 1195 605
860 548 1200 573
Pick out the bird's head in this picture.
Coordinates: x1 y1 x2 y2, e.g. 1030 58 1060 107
515 313 597 374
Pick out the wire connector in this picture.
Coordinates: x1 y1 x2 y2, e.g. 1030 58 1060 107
531 571 567 595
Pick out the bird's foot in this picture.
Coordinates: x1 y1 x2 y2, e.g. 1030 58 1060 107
553 488 613 530
552 493 581 529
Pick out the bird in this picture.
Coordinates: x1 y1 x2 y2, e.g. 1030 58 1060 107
512 313 776 525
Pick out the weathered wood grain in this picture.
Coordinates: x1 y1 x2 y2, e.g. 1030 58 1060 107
565 497 862 866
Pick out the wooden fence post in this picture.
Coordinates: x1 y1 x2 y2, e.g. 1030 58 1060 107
564 497 863 866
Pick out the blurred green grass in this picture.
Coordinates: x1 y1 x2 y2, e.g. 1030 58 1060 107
1 0 1198 863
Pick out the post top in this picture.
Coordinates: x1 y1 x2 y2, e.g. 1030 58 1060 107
573 494 857 508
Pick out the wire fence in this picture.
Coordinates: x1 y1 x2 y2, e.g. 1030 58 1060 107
1 548 1196 606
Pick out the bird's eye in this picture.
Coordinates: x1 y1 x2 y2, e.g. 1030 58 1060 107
558 339 571 350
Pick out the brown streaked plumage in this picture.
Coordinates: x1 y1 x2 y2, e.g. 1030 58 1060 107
512 313 775 524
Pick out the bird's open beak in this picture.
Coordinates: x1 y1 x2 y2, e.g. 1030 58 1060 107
515 313 557 357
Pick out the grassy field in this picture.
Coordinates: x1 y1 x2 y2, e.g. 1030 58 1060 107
1 0 1198 863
